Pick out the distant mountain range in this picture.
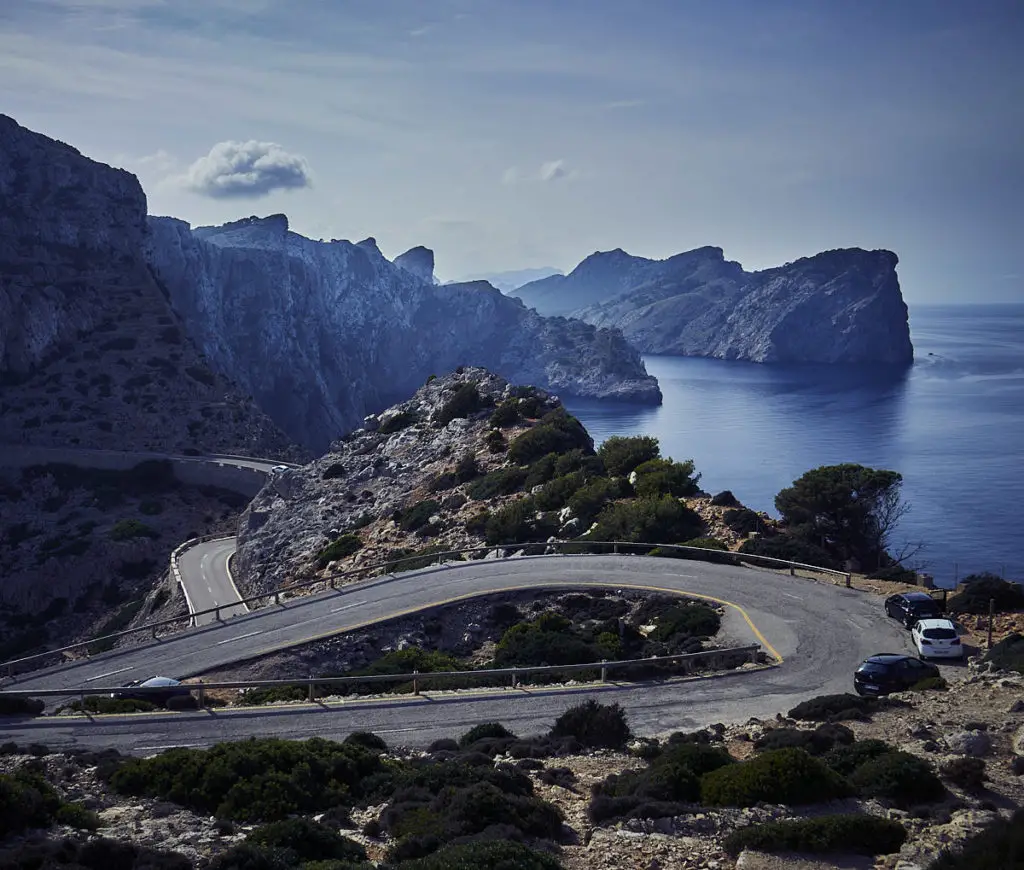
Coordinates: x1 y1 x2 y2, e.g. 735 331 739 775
455 267 563 292
509 246 913 365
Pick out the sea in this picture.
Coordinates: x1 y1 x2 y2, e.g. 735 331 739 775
563 304 1024 589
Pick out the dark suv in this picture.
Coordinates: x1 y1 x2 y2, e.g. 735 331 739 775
884 591 943 628
854 654 940 696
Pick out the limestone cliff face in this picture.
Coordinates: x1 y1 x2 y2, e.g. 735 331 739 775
0 115 297 457
393 245 436 284
514 246 914 364
146 216 661 452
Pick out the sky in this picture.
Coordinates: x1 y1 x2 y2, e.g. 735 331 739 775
1 0 1022 303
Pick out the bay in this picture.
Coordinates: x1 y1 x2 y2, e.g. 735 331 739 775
563 304 1024 588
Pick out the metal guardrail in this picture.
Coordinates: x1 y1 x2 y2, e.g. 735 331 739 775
0 645 762 707
2 540 847 677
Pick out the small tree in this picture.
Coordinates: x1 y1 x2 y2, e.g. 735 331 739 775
598 435 660 477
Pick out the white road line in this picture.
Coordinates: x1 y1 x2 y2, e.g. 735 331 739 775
137 743 204 751
215 630 263 646
330 601 366 613
372 727 418 735
85 666 134 682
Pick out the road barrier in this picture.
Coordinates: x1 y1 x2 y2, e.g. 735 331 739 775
2 540 848 678
0 644 763 707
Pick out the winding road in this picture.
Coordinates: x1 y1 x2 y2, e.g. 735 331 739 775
0 554 917 752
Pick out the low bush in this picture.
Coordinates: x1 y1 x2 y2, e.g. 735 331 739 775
534 471 587 511
710 490 740 507
109 519 159 541
484 498 556 546
940 757 987 794
489 400 522 428
738 535 840 571
566 477 628 527
701 748 850 807
508 409 593 464
398 500 441 532
345 731 388 752
484 429 506 453
678 537 735 564
316 534 363 568
788 693 882 722
458 723 516 748
0 695 44 716
247 817 367 864
867 564 920 584
0 769 62 837
723 507 762 535
926 806 1024 870
466 467 527 500
395 840 562 870
588 496 705 546
379 410 418 435
69 696 159 714
0 837 191 869
436 383 483 426
754 724 855 757
984 632 1024 674
54 801 103 830
597 435 660 477
322 463 347 480
494 613 601 668
948 573 1024 615
645 602 721 644
849 750 944 806
911 676 949 692
822 739 893 776
550 700 631 750
723 813 907 858
632 458 700 499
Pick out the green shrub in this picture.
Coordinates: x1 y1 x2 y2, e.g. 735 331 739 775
738 535 840 571
394 838 562 870
109 519 159 541
822 739 893 776
344 731 388 752
494 613 600 667
677 537 734 564
948 573 1024 615
723 507 762 535
524 454 558 489
385 546 463 573
632 458 700 498
588 496 704 545
466 467 527 500
379 410 418 435
458 723 516 748
322 463 347 480
436 384 483 425
484 429 506 453
0 695 45 716
984 632 1024 674
940 757 987 794
69 696 158 714
597 435 660 477
550 700 630 749
0 769 62 837
754 724 855 757
508 409 593 464
849 750 944 806
646 602 721 643
0 837 191 869
399 500 441 532
911 676 949 692
316 534 363 568
567 477 628 527
723 813 906 857
248 818 367 863
556 449 604 477
489 399 522 428
54 800 103 830
926 807 1024 870
787 693 881 722
701 748 850 807
867 564 920 584
534 470 587 511
208 843 293 869
485 498 555 546
139 499 164 515
710 490 740 507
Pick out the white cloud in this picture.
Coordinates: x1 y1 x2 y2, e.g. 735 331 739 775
502 160 575 185
180 140 312 199
539 159 568 182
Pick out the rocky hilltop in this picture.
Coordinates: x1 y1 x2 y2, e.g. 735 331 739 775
513 246 914 364
147 216 661 451
0 115 296 456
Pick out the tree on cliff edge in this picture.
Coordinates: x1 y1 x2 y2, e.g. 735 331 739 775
775 463 909 571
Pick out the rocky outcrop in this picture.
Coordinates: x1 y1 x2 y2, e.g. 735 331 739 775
393 245 436 284
146 217 661 451
512 246 914 365
0 115 297 457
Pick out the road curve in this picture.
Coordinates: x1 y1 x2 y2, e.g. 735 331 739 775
176 538 248 625
1 555 916 751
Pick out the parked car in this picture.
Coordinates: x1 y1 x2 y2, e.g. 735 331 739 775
854 653 940 696
884 591 943 628
911 617 965 659
111 676 190 705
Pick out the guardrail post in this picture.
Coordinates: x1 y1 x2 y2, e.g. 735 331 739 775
789 564 795 576
412 670 419 695
215 606 221 622
613 543 618 554
151 624 158 639
600 659 607 682
510 668 517 688
329 576 335 590
274 592 280 605
308 674 315 702
844 572 851 588
749 647 758 664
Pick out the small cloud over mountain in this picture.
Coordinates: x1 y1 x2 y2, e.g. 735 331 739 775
502 159 575 185
182 140 312 199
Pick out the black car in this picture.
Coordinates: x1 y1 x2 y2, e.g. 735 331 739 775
854 654 940 696
111 676 190 705
884 591 943 628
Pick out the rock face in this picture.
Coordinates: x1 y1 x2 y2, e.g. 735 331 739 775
0 115 297 456
512 246 914 364
146 217 661 451
393 245 436 284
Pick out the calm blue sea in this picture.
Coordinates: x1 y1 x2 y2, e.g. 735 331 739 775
564 304 1024 588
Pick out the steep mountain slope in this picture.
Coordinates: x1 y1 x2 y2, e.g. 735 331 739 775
0 114 297 456
512 246 913 364
146 217 661 452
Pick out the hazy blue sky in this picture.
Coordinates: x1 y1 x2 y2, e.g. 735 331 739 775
2 0 1021 302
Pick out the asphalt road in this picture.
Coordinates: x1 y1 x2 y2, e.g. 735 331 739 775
0 555 918 752
176 538 248 625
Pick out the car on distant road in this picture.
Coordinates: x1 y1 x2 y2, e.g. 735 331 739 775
884 591 943 628
854 653 940 696
911 617 965 660
269 465 290 474
111 676 190 705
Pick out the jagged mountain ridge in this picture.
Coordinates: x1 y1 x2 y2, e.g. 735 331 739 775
0 114 297 457
146 215 661 451
512 245 914 364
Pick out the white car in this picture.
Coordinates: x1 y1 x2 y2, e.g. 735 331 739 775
269 465 290 474
911 617 964 660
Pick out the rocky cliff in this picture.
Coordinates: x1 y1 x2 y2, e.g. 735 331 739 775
393 245 436 283
513 246 914 364
0 115 298 457
146 216 661 451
